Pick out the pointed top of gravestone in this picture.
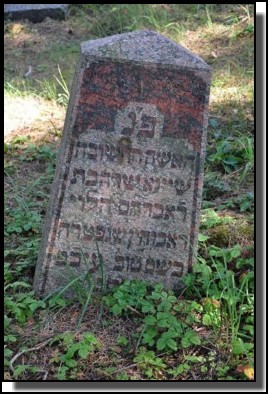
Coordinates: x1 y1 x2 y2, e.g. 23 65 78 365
81 30 211 71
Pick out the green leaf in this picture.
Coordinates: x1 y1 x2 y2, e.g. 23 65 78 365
240 200 250 212
156 312 169 321
156 336 166 351
49 296 66 307
150 291 162 300
112 304 123 315
145 367 153 378
190 333 201 345
242 324 254 335
104 295 114 306
4 315 11 331
57 366 68 380
181 329 201 347
117 335 128 346
141 302 156 314
209 118 219 128
166 338 177 350
167 364 189 377
232 339 253 355
157 318 170 328
230 245 241 259
29 300 46 312
4 335 17 343
65 358 77 367
167 295 177 303
142 333 156 346
4 347 13 358
78 346 91 359
144 315 157 325
223 155 239 169
114 290 124 300
144 327 158 338
13 365 28 378
232 338 245 355
153 283 164 292
84 333 98 344
198 233 209 242
181 337 191 348
202 314 212 325
156 330 178 351
158 299 172 312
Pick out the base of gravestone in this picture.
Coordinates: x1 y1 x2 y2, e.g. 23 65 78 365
4 4 69 23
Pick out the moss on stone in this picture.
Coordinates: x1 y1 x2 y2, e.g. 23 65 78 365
207 219 254 248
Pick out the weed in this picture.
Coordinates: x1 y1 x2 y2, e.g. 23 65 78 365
105 281 202 352
117 335 129 347
5 208 41 235
73 4 186 41
212 192 254 213
238 4 252 24
45 242 106 326
4 80 34 97
5 283 45 324
38 66 69 107
203 172 231 201
54 65 70 106
206 130 254 180
134 347 166 379
205 5 213 28
4 315 16 368
4 271 46 372
200 208 234 229
167 362 191 378
182 244 254 362
50 332 100 380
116 371 130 380
12 365 42 379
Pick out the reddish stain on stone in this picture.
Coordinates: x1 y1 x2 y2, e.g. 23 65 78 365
76 61 208 151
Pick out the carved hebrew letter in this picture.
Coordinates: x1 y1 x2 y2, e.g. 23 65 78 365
88 142 98 160
170 262 184 277
70 168 85 184
59 222 70 238
145 258 155 274
86 169 98 187
114 255 124 271
55 250 67 266
72 223 81 239
70 251 81 267
118 199 129 216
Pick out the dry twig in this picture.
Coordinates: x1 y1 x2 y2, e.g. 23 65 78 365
9 338 53 375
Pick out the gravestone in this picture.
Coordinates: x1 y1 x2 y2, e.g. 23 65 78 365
4 4 69 23
34 30 211 296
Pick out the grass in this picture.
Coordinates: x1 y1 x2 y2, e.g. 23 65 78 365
4 4 254 381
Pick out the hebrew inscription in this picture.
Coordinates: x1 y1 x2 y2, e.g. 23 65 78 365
43 102 196 291
34 31 211 295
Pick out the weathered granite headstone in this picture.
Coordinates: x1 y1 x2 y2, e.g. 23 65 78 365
34 30 211 296
4 4 69 23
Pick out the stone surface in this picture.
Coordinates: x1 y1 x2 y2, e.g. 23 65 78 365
4 4 69 23
34 30 211 296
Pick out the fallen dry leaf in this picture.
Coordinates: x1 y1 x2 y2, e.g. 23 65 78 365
236 364 254 380
244 366 254 380
202 297 220 308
